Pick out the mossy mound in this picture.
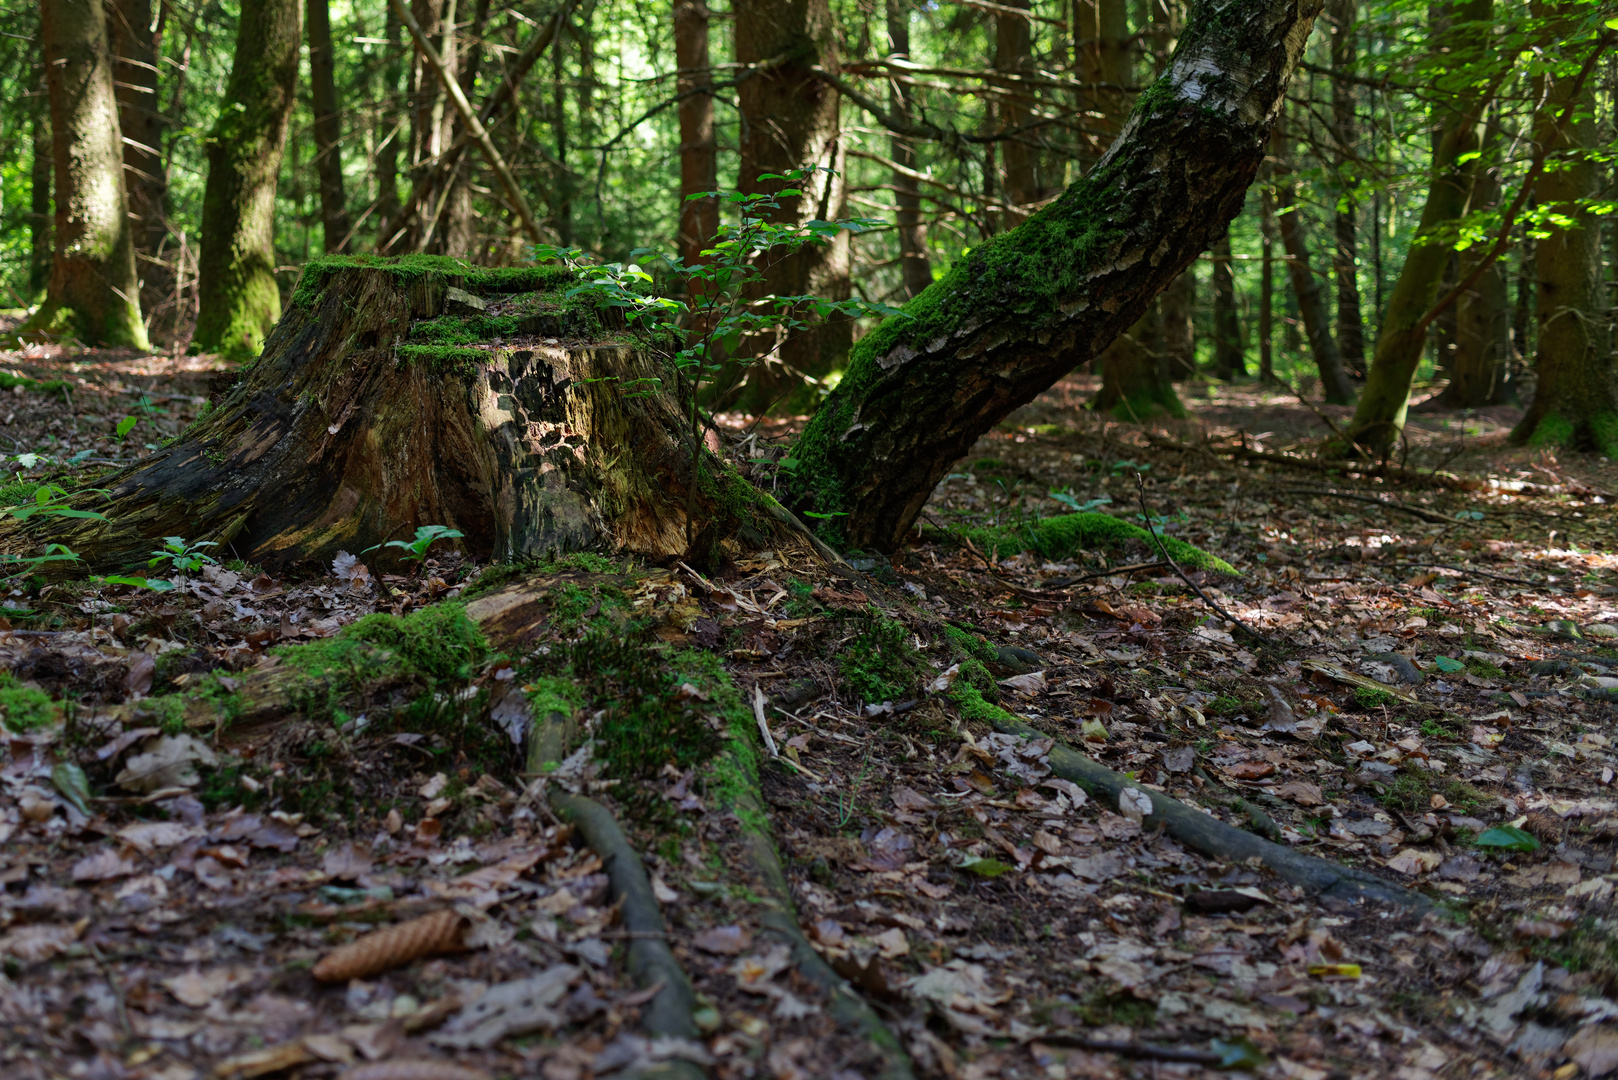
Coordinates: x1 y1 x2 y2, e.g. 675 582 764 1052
944 512 1238 575
289 253 579 310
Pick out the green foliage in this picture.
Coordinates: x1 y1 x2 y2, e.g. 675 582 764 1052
837 611 925 704
0 672 56 733
1474 825 1540 852
1354 686 1397 709
362 525 464 566
149 537 219 575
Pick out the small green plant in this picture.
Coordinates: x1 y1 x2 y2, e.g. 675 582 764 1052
149 536 219 575
363 524 464 566
94 574 176 593
1354 686 1396 709
115 415 139 441
1050 489 1111 513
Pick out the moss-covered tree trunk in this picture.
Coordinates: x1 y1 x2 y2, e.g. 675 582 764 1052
22 0 149 350
1510 5 1615 455
720 0 850 412
1338 0 1493 454
10 259 793 573
1437 156 1511 407
788 0 1320 552
191 0 300 360
307 0 352 254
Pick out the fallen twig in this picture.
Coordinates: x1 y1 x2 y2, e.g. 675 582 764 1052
1037 1032 1221 1065
1399 561 1578 592
1135 474 1275 649
1276 486 1462 526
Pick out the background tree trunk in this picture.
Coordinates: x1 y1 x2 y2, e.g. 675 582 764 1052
17 261 789 572
1327 0 1364 378
887 0 931 299
996 0 1036 224
28 78 51 304
192 0 301 360
1161 267 1196 381
109 0 169 303
1259 186 1275 382
308 0 353 254
1212 237 1244 378
725 0 850 412
1342 0 1492 454
788 0 1322 551
1511 6 1615 454
375 5 404 246
675 0 717 277
23 0 149 350
1438 155 1511 406
1274 118 1354 404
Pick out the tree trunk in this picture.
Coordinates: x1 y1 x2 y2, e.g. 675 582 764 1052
308 0 353 253
1437 153 1510 407
1072 0 1131 166
996 0 1037 224
438 0 491 258
21 0 149 350
1259 185 1275 382
1161 267 1196 380
28 79 51 304
376 5 404 246
192 0 300 360
887 0 931 299
1340 0 1492 454
1274 118 1354 405
675 0 717 278
1327 0 1364 378
109 0 169 300
1212 237 1244 378
1511 6 1615 455
787 0 1322 552
15 260 794 573
724 0 850 412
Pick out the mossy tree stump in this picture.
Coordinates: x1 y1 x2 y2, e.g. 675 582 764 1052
16 256 778 572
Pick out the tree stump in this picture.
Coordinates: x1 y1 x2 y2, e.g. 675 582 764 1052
18 256 778 572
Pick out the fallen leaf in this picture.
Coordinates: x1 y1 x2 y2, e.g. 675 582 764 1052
163 966 251 1007
693 925 752 955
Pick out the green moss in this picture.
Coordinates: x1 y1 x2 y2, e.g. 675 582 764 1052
567 629 723 780
290 254 578 310
945 512 1237 575
0 480 43 508
408 314 527 344
0 372 71 395
1354 686 1397 709
524 675 581 720
395 342 492 374
1103 384 1187 421
0 673 57 732
942 624 998 665
1528 412 1576 449
839 611 924 703
1591 413 1618 460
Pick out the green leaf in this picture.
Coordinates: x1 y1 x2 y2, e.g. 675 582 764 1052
115 416 139 440
1474 825 1540 852
1433 656 1465 673
959 855 1012 878
51 762 92 817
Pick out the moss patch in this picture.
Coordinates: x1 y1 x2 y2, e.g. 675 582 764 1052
839 611 925 704
0 673 57 732
290 254 578 309
942 512 1237 575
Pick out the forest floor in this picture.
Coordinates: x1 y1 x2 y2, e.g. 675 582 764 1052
3 341 1618 1080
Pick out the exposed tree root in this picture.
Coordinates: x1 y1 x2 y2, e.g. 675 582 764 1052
987 715 1435 912
548 792 708 1080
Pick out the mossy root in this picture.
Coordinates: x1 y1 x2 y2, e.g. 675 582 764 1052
547 792 706 1079
989 716 1434 912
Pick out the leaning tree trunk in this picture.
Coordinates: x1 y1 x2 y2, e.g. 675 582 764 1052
192 0 300 360
9 259 796 573
787 0 1321 552
22 0 149 350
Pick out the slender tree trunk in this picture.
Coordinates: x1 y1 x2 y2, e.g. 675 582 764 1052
1260 186 1275 382
1512 221 1534 363
788 0 1322 550
887 0 930 298
1511 8 1615 454
1341 0 1493 454
551 12 572 246
109 0 168 293
1274 117 1354 404
192 0 300 359
726 0 849 412
1161 267 1196 380
440 0 491 257
1327 0 1364 378
1438 155 1510 406
1072 0 1131 168
675 0 717 281
28 79 51 303
996 0 1036 224
22 0 149 350
1212 237 1244 378
376 5 404 247
308 0 353 253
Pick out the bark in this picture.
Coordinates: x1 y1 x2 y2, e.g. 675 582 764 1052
28 83 50 303
109 0 168 287
996 0 1037 222
308 0 353 253
725 0 850 411
192 0 300 360
790 0 1322 551
1341 0 1492 454
1511 8 1615 455
675 0 717 275
1327 0 1364 376
22 0 149 350
1274 117 1354 404
439 0 491 258
1259 185 1275 381
1072 0 1131 166
886 0 931 299
1212 237 1244 378
1437 158 1511 407
1161 267 1197 380
376 5 404 244
13 260 800 573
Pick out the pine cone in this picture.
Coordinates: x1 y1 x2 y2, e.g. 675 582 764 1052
1523 811 1564 844
312 910 468 983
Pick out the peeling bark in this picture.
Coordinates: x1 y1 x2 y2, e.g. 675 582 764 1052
790 0 1323 551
